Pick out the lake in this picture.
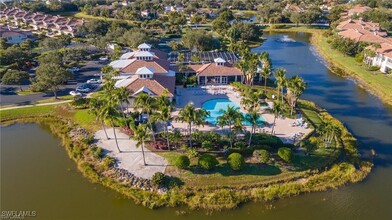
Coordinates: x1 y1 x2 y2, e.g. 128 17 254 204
1 32 392 219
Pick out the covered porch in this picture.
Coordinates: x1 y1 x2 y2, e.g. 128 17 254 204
197 75 243 85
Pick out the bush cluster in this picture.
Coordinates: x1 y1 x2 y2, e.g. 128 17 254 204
227 153 245 171
278 147 293 163
174 155 190 169
198 154 219 170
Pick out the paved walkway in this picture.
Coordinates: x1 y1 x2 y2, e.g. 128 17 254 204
0 100 72 111
95 128 168 179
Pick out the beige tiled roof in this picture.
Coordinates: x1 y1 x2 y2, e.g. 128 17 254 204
126 78 173 97
193 63 243 76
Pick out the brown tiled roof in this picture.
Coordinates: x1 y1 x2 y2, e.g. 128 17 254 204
126 78 173 97
152 74 176 95
367 43 392 59
194 63 243 76
337 19 381 32
348 5 371 14
121 59 171 74
338 29 392 44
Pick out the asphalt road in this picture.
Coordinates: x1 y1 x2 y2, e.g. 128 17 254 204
0 60 107 106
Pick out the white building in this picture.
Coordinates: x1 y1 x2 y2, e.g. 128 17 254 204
365 43 392 74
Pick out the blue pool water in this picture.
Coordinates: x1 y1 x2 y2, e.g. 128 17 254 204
202 98 265 126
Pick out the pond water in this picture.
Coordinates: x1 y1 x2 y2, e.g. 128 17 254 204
1 32 392 219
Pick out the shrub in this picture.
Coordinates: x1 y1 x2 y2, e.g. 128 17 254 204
92 146 103 158
100 157 115 170
202 141 213 150
151 172 167 188
227 153 245 171
198 154 219 170
174 155 190 169
367 65 380 71
278 147 293 163
186 148 198 158
253 149 270 163
234 142 246 149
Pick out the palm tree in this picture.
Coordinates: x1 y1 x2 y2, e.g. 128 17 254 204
134 93 157 142
152 105 173 150
89 98 109 140
216 106 243 148
271 100 283 134
169 130 182 149
176 103 209 147
131 123 151 166
286 76 307 116
237 52 258 86
116 87 131 116
101 100 121 153
258 52 272 80
318 120 341 148
261 65 272 91
241 89 262 112
245 111 261 147
274 68 287 102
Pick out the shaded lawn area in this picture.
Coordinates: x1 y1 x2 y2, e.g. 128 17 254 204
301 108 323 127
292 148 342 170
160 152 309 187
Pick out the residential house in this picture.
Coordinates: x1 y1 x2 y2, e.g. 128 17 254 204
365 43 392 73
0 26 32 44
348 5 371 16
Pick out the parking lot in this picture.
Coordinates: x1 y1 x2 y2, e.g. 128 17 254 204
0 60 107 106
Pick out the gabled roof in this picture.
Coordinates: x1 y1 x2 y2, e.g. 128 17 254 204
134 51 155 57
125 78 173 97
135 67 154 75
120 52 135 60
109 59 135 70
367 43 392 59
137 43 152 49
121 59 171 74
214 57 226 63
191 63 243 76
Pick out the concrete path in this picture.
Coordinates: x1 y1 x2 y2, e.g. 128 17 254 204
0 100 72 111
95 128 168 179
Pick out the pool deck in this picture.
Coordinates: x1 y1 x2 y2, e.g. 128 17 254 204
171 86 313 144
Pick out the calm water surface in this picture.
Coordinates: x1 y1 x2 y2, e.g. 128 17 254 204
1 32 392 219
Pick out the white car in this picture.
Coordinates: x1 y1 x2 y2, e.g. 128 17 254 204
67 67 80 72
99 56 108 61
75 87 91 93
69 91 82 97
86 79 101 84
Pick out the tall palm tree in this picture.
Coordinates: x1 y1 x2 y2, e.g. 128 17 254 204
286 76 307 116
101 100 121 153
116 87 131 116
89 98 109 140
131 123 151 166
152 105 173 150
274 68 287 102
216 106 243 148
237 51 258 85
258 52 272 81
318 120 341 148
261 65 272 91
245 111 261 147
134 93 157 142
176 103 209 147
271 100 283 134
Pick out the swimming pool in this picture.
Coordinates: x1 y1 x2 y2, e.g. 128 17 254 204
202 98 265 126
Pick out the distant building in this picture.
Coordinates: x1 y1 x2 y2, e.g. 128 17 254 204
0 26 32 44
168 51 240 65
347 5 371 16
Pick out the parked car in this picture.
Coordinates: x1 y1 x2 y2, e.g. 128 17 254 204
86 79 101 84
69 91 82 97
67 67 80 72
75 86 91 93
99 56 108 61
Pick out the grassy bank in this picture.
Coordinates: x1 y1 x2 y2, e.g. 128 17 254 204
0 103 372 211
264 26 392 107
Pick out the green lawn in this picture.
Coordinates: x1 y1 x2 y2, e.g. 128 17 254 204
73 109 100 131
0 105 56 121
72 12 136 24
301 108 323 127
